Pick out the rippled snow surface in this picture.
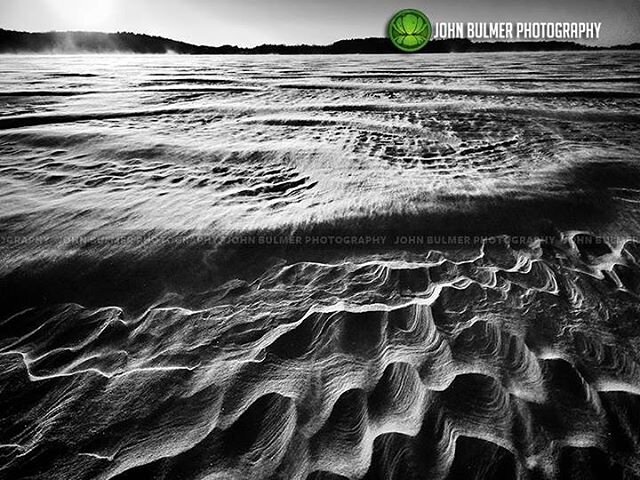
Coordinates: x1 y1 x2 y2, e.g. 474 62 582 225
1 52 640 480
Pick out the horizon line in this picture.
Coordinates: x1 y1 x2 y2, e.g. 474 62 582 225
2 27 640 50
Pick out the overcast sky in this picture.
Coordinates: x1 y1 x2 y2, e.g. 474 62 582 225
1 0 639 46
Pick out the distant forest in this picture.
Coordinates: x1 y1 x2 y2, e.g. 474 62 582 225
1 29 639 54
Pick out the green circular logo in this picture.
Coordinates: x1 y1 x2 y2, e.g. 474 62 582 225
388 9 432 52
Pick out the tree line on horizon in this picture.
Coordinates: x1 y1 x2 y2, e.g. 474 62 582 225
0 28 638 54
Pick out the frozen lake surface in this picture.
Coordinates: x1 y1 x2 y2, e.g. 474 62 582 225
0 52 640 480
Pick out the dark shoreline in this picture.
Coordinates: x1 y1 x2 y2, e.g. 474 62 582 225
1 29 639 54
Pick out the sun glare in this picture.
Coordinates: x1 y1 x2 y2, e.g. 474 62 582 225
51 0 116 30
